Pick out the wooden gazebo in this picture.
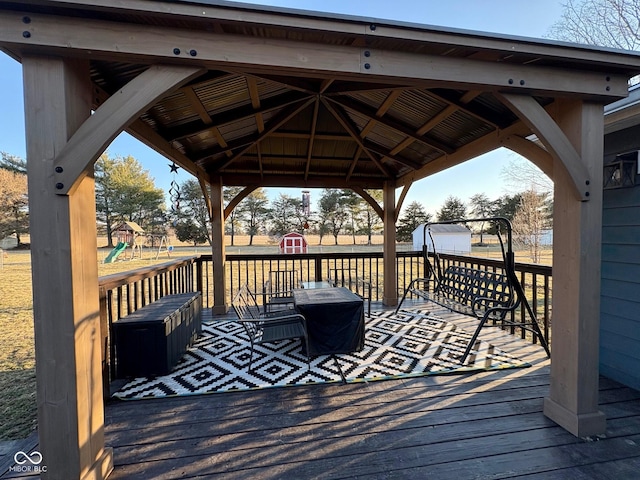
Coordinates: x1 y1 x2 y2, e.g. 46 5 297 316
2 1 640 478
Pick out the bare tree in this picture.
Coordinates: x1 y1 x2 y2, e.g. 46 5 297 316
501 154 553 195
548 0 640 50
512 190 552 263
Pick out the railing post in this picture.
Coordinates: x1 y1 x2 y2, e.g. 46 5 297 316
196 258 203 295
98 286 110 402
315 255 323 281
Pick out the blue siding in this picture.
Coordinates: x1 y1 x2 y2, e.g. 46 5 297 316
600 128 640 391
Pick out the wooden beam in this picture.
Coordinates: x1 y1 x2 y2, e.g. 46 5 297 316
52 64 204 195
221 173 385 189
328 96 455 154
352 186 383 219
321 98 393 178
183 85 213 124
305 98 320 181
1 11 630 98
361 140 422 170
197 174 213 225
360 89 403 138
23 55 113 480
382 180 397 306
126 118 208 180
346 146 362 182
224 185 258 220
500 134 554 179
17 0 640 76
543 99 606 437
217 98 315 170
397 121 532 186
395 182 413 222
210 176 228 314
247 77 265 132
167 91 310 142
497 93 591 201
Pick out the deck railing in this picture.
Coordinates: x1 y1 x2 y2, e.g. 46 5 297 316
98 250 552 391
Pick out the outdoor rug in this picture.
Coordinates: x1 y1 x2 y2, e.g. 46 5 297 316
112 308 529 400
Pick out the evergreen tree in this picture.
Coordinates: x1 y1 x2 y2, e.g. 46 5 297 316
173 179 212 246
0 152 26 174
0 168 28 245
468 193 493 244
396 201 431 242
95 153 165 246
436 196 466 222
269 193 299 237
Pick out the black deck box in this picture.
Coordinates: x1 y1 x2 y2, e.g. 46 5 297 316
112 292 202 378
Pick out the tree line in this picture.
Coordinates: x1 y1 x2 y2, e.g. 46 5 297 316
2 151 551 260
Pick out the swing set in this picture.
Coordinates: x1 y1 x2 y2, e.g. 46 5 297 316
396 217 551 363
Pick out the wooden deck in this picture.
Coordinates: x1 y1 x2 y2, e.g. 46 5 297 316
5 305 640 479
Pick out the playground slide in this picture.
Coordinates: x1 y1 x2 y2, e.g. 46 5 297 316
104 242 127 263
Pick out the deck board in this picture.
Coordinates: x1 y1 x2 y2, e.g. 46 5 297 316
4 304 640 479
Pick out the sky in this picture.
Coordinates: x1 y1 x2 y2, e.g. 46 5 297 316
0 0 565 216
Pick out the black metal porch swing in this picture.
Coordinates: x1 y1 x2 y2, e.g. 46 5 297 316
396 217 551 363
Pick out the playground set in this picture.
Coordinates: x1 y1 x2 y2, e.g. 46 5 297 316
104 221 173 263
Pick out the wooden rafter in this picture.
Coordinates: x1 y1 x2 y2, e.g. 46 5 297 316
167 91 308 142
328 96 455 154
321 98 392 178
247 77 265 133
360 89 403 138
182 86 233 158
305 97 320 181
346 146 362 182
213 97 316 171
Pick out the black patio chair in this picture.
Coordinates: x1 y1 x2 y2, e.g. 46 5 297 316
232 283 310 371
327 267 372 316
262 269 301 312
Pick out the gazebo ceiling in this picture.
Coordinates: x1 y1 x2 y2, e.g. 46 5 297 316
3 0 640 190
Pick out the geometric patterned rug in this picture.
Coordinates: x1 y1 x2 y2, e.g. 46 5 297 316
112 308 529 400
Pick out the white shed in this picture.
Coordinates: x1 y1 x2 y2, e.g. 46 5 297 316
412 224 472 254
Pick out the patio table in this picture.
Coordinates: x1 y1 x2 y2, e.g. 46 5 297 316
293 287 364 355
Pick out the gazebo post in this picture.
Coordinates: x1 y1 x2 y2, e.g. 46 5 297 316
543 99 607 437
382 180 398 306
210 175 228 314
23 56 113 479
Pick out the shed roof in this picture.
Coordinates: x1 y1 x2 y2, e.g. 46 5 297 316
2 0 640 192
414 224 471 235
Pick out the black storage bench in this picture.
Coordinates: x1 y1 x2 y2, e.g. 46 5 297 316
112 292 202 378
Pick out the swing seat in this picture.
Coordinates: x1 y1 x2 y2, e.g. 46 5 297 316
396 265 518 363
398 265 515 322
396 217 551 364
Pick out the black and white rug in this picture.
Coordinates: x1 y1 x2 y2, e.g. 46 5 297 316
113 309 529 400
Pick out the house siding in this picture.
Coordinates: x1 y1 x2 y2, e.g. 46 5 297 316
600 127 640 391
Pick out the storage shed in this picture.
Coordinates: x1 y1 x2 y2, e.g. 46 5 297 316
412 224 471 254
279 232 308 254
